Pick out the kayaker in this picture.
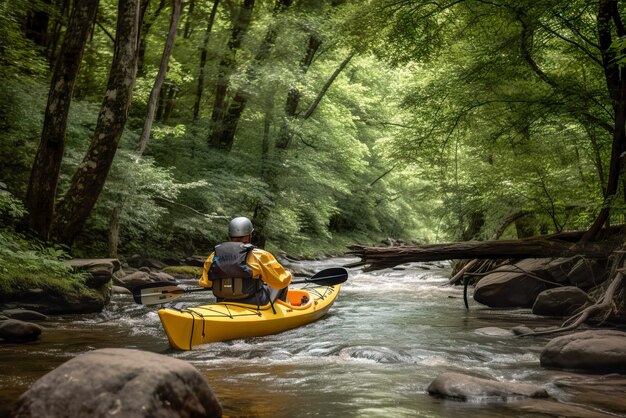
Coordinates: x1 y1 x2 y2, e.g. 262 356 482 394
198 216 292 306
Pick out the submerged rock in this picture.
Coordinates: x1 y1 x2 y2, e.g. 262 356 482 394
0 319 42 342
474 327 514 337
427 371 548 401
532 287 590 316
12 348 222 418
512 325 534 336
540 330 626 373
2 309 47 321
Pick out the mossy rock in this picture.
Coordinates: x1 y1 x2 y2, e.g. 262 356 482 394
161 265 203 278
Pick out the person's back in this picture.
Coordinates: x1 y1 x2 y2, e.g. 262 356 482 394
198 216 291 306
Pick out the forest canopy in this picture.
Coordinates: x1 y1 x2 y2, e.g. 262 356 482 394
1 0 624 261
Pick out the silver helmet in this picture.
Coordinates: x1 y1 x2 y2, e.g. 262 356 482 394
228 216 254 237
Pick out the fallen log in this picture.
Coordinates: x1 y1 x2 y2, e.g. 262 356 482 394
348 230 622 271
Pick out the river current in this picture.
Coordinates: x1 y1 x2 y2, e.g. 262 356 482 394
0 257 622 417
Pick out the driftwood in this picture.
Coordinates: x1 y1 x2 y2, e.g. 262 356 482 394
348 233 618 271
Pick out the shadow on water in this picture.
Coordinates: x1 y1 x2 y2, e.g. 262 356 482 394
0 258 622 417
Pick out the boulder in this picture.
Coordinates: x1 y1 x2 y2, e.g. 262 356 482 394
532 286 590 316
111 286 132 295
2 309 47 321
1 288 111 315
474 261 548 308
0 319 42 342
427 371 548 401
127 255 167 270
149 271 177 282
540 330 626 373
512 325 534 336
12 348 222 418
474 257 607 308
182 255 208 267
67 258 120 288
117 271 153 288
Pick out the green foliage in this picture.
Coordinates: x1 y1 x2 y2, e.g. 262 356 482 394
0 0 47 78
3 0 621 272
0 189 88 298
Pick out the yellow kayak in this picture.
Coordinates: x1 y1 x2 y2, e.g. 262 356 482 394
157 285 341 350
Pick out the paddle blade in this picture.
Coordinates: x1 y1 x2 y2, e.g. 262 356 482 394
299 267 348 286
132 282 185 306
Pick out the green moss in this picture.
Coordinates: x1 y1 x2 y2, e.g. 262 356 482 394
161 265 203 277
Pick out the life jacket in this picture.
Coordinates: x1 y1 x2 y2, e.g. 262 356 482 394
207 242 262 300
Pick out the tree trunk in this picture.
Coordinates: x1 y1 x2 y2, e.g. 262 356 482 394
163 84 177 121
192 0 219 120
581 1 626 241
253 46 352 245
217 0 293 151
208 0 255 149
107 198 124 258
276 35 321 149
348 232 619 271
137 0 182 155
299 52 354 120
137 0 166 76
24 0 98 240
24 0 51 48
182 0 195 38
46 0 71 65
52 0 142 245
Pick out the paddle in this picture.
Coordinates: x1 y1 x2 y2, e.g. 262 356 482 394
132 267 348 306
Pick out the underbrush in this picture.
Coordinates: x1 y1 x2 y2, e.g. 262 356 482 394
0 189 89 299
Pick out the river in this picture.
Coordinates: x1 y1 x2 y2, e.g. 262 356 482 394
1 257 623 417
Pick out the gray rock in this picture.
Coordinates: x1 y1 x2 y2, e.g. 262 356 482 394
128 255 167 270
183 255 207 267
540 330 626 373
512 325 534 336
111 286 132 295
12 348 222 418
149 271 177 282
427 371 549 401
474 258 605 308
532 286 590 316
66 258 120 288
2 309 47 321
0 319 42 342
474 258 552 307
118 271 153 288
474 327 514 337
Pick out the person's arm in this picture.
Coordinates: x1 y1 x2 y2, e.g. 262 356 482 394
248 249 292 289
198 252 215 288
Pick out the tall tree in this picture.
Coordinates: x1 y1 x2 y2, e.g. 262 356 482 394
253 50 354 246
208 0 255 149
192 0 220 120
137 0 183 155
215 0 293 151
52 0 143 244
24 0 51 49
24 0 99 240
582 0 626 241
137 0 166 76
275 34 321 149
